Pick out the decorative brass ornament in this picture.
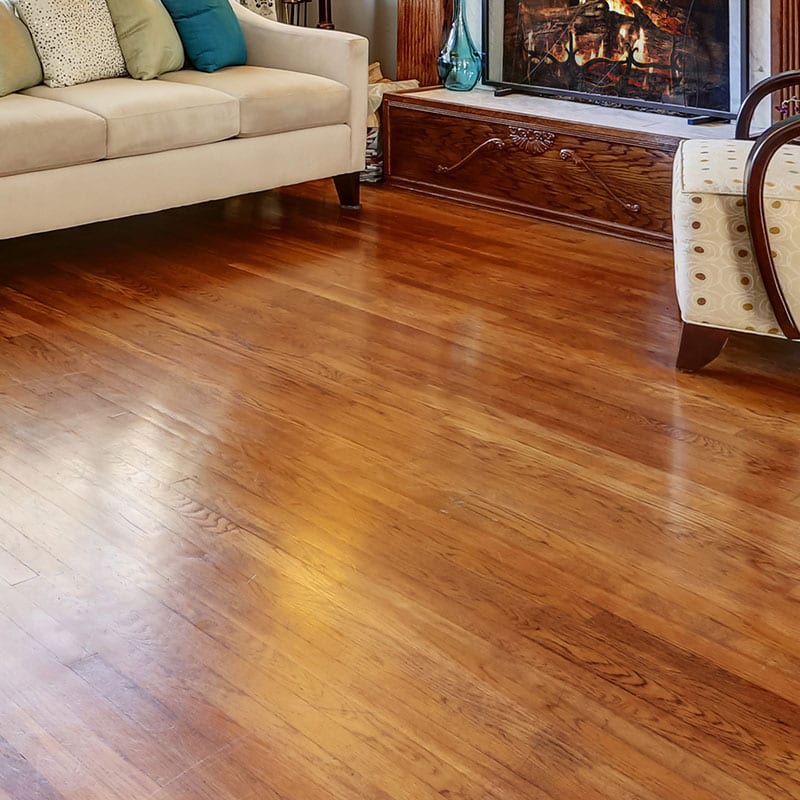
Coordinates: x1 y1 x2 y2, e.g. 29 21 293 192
507 127 555 154
559 148 641 214
436 126 555 174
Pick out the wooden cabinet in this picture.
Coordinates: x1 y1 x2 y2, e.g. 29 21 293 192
384 89 730 246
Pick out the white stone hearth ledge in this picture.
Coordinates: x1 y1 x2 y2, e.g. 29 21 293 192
414 87 735 140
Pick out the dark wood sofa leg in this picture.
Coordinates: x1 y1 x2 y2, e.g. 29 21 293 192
676 322 729 372
333 172 361 210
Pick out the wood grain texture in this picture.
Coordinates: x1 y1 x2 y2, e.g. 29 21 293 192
773 0 800 74
1 181 800 799
396 0 449 85
384 93 679 244
771 0 800 117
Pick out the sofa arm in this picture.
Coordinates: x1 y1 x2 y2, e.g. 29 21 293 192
230 3 368 170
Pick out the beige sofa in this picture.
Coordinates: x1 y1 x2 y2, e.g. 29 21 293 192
0 2 368 240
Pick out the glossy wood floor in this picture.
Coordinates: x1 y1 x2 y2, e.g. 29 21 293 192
1 182 800 800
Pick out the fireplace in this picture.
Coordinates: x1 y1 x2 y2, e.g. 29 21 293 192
483 0 747 118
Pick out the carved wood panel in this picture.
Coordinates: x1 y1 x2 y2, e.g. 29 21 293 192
384 96 678 244
396 0 450 85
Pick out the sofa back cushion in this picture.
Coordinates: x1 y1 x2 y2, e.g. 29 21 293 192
15 0 127 88
0 0 42 96
160 0 247 73
106 0 184 80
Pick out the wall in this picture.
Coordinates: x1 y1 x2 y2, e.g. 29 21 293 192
315 0 398 77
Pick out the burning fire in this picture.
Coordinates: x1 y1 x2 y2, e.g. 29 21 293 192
574 24 648 65
574 41 606 65
591 0 638 15
618 23 647 55
570 0 650 65
636 27 647 60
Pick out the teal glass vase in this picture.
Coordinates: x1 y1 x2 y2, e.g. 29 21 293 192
437 0 481 92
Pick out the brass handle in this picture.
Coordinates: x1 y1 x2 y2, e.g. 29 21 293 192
559 148 641 214
436 138 505 174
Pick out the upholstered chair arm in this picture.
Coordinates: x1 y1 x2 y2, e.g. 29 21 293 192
735 70 800 139
230 4 366 80
229 2 368 169
744 114 800 338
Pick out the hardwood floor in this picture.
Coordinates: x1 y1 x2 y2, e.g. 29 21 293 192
1 181 799 800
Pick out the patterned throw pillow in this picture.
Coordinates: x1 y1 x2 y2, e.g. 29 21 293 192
15 0 127 88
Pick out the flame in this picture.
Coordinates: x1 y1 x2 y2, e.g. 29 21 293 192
579 0 638 16
574 40 606 65
637 27 647 61
603 0 637 15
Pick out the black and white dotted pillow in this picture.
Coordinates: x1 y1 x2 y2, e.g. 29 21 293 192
15 0 127 88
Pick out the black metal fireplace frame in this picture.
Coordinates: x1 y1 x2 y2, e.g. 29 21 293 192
482 0 749 120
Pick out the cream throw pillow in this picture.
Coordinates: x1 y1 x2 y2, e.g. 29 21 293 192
15 0 127 88
0 0 42 96
106 0 184 80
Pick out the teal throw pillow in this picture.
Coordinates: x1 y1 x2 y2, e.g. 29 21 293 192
160 0 246 73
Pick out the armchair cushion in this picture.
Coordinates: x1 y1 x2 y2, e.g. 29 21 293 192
673 139 800 337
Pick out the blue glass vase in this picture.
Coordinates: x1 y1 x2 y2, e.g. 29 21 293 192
437 0 481 92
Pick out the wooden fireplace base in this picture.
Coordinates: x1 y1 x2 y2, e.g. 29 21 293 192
384 88 732 247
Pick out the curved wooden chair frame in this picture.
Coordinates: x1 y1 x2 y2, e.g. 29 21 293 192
677 70 800 371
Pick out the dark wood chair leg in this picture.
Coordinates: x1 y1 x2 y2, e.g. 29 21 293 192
676 322 729 372
333 172 361 210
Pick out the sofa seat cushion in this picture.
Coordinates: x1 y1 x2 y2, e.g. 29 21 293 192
23 78 239 159
673 138 800 337
0 94 106 177
159 66 349 136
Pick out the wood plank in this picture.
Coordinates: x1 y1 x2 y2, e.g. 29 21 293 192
0 548 37 586
0 181 799 798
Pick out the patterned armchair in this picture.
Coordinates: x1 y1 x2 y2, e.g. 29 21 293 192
672 71 800 371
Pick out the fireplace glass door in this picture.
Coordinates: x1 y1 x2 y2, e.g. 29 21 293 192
484 0 746 118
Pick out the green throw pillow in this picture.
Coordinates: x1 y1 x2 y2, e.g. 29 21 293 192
160 0 247 73
106 0 185 80
0 0 42 96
